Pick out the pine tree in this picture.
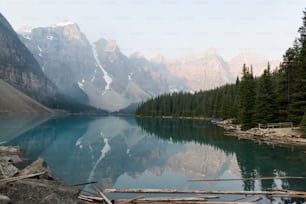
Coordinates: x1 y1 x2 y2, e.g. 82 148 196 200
255 63 278 124
288 9 306 124
300 112 306 132
238 64 256 130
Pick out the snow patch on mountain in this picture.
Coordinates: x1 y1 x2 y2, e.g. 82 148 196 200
128 72 133 80
46 35 54 40
91 75 95 82
37 46 42 57
24 35 31 40
77 79 85 90
19 32 31 40
37 46 42 52
92 45 112 94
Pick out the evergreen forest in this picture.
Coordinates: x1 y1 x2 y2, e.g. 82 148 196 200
136 9 306 130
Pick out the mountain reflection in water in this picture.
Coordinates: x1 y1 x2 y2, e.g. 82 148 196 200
3 116 306 194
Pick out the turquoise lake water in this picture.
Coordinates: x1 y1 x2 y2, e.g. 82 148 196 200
1 116 306 203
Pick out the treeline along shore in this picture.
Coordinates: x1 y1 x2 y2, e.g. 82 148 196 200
136 9 306 133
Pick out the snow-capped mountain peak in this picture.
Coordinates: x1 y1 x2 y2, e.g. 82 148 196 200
52 20 76 28
130 52 145 59
150 54 166 64
18 26 33 33
104 40 118 52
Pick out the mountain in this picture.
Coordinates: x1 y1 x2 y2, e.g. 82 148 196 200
0 13 57 106
229 52 280 78
150 54 189 92
19 21 105 106
162 49 235 91
93 39 169 111
19 23 168 112
0 79 53 115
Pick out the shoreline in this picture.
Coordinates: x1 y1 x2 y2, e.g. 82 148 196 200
215 119 306 149
0 146 82 203
134 116 306 149
135 115 211 120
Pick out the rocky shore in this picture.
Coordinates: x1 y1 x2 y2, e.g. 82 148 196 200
0 146 82 204
216 120 306 148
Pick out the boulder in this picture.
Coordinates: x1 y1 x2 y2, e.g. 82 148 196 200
0 159 19 179
18 158 53 180
0 146 23 165
0 146 20 154
0 155 23 164
0 194 12 204
0 179 80 204
0 194 11 204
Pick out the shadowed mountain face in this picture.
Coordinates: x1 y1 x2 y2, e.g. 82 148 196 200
0 13 57 106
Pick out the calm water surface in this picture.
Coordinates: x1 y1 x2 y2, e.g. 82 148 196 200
1 116 306 202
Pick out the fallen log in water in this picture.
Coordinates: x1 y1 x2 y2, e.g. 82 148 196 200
188 176 306 182
104 189 306 198
78 194 103 202
0 172 45 183
103 188 288 196
117 196 144 204
92 184 113 204
116 197 254 204
72 181 97 186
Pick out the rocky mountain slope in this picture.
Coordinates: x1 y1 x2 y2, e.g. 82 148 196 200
229 52 280 77
150 50 280 92
0 79 53 115
0 13 57 106
162 49 235 91
94 39 168 105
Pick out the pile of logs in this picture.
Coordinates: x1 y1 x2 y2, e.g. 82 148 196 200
78 187 306 204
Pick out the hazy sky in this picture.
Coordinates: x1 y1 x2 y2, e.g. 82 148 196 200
1 0 305 60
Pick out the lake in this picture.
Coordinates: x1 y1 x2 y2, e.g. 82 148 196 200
1 116 306 203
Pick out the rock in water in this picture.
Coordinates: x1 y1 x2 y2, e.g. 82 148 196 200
18 158 53 180
0 159 19 179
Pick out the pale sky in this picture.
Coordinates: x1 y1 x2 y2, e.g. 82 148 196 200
0 0 305 60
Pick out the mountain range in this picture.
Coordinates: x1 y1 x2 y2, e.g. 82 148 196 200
0 12 280 113
19 22 169 112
